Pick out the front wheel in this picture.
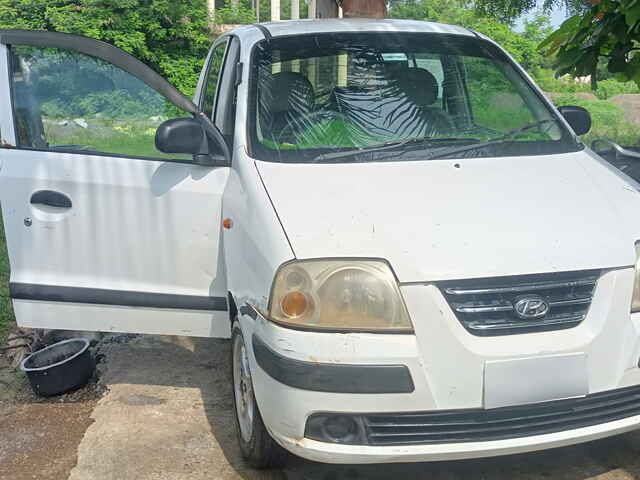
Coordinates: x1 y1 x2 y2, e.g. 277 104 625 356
231 321 286 469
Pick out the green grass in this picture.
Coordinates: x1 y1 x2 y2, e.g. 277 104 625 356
43 118 191 160
0 212 14 345
551 93 640 145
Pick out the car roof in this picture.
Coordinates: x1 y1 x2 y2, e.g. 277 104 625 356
231 18 476 39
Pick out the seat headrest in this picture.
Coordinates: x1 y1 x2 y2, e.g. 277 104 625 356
395 68 439 107
260 71 314 114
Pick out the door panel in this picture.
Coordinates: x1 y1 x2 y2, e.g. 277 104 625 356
0 31 231 337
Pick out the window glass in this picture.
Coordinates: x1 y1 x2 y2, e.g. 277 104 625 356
414 54 444 101
9 46 188 159
464 56 536 132
251 33 576 163
201 41 227 120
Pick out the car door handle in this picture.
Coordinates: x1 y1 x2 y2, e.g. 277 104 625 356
30 190 72 208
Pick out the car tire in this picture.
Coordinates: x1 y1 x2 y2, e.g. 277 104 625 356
231 320 286 469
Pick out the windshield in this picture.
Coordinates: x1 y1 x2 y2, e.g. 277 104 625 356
249 33 580 163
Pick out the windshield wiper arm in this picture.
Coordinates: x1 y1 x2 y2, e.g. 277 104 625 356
424 120 556 161
312 137 480 163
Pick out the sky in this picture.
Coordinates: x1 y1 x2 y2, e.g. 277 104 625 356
514 4 568 31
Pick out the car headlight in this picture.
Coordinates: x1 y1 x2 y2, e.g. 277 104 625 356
632 241 640 313
268 259 413 332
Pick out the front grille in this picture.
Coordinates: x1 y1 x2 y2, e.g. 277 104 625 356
363 385 640 446
438 270 600 336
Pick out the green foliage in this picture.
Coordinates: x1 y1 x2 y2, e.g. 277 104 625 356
474 17 546 69
531 68 592 92
474 0 589 23
43 118 187 159
540 1 640 90
0 0 212 97
465 56 536 130
594 78 640 99
531 68 640 98
0 212 14 345
388 0 476 25
215 4 258 24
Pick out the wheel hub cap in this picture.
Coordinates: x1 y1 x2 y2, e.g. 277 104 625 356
233 334 254 442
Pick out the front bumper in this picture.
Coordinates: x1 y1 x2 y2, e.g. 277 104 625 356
273 414 640 464
242 267 640 464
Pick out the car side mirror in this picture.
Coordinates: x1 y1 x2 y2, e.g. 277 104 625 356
558 106 591 136
155 117 229 166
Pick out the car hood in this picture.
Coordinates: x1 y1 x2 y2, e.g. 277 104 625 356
256 151 640 282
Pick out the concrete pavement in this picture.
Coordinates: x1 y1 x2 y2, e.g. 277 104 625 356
64 335 640 480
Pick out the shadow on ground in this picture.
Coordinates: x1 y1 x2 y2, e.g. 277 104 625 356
64 335 640 480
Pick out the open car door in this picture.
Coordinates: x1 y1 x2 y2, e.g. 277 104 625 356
0 30 231 337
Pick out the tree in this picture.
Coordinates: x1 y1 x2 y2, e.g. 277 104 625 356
0 0 211 96
539 0 640 89
474 0 589 24
388 0 475 25
388 1 551 71
471 0 640 89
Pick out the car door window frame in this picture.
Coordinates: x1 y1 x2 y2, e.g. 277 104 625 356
0 29 199 163
198 36 230 121
214 37 241 142
0 44 16 145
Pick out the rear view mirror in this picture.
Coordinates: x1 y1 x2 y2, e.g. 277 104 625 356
155 117 230 166
155 117 206 155
558 106 591 136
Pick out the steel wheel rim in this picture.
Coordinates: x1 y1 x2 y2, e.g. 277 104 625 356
233 333 255 442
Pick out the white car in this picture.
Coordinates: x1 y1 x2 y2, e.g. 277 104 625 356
2 19 640 468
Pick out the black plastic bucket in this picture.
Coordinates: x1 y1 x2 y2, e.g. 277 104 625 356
20 338 95 397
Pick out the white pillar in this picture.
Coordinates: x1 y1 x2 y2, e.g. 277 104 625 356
291 0 301 71
207 0 215 30
271 0 280 20
309 0 316 18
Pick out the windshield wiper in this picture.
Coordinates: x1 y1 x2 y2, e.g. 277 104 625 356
312 137 480 163
423 120 556 161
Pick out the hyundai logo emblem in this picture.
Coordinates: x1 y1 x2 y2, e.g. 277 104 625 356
513 295 550 320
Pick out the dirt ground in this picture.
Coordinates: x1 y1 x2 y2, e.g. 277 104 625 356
4 334 640 480
0 353 103 480
611 94 640 125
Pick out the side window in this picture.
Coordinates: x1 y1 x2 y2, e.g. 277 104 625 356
9 45 189 159
200 40 228 120
414 54 444 103
463 57 535 132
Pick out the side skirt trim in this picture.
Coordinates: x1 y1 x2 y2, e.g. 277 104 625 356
9 283 228 311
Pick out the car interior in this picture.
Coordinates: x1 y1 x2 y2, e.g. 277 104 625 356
257 52 459 147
